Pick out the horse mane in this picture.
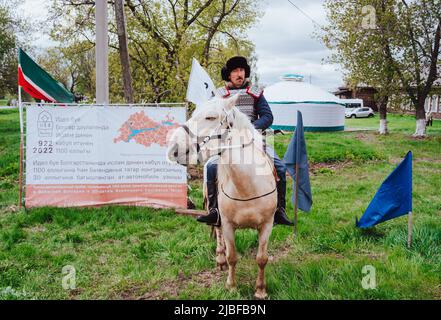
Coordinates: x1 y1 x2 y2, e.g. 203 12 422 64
230 107 255 132
192 98 219 117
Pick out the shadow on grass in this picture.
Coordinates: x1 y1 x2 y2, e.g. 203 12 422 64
359 227 387 240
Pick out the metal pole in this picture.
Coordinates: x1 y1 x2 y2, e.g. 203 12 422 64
293 163 299 237
407 211 412 248
18 84 23 134
96 0 109 104
18 85 24 209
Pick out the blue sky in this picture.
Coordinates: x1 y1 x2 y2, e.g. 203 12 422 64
22 0 344 93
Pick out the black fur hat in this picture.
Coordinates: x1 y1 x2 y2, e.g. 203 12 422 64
221 56 251 81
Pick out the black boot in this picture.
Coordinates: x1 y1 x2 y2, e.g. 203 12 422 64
197 181 221 226
274 179 294 226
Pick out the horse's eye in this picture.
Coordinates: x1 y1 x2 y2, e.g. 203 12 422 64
205 116 217 121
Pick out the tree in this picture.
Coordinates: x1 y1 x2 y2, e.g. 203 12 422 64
321 0 403 134
114 0 134 103
395 0 440 136
321 0 441 136
37 42 96 101
0 1 31 99
0 0 34 100
47 0 262 103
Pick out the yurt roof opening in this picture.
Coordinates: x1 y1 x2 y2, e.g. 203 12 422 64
264 74 346 132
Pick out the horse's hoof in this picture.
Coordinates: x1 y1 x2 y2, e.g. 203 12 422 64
225 281 237 291
254 290 268 300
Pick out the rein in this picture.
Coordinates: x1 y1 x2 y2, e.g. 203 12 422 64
220 153 277 202
181 124 228 154
220 184 276 202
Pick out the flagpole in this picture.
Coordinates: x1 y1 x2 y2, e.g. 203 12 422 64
407 211 412 248
293 162 299 237
293 112 301 238
18 84 24 209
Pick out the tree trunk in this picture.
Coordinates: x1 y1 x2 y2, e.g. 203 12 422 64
115 0 134 104
413 97 427 137
378 96 388 135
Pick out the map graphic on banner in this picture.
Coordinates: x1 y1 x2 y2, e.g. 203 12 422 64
25 105 187 209
114 111 180 147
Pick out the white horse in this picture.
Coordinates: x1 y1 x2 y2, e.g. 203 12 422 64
167 94 277 299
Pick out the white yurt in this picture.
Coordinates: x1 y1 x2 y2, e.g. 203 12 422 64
264 74 345 131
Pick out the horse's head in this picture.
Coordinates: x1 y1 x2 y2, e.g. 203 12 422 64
166 94 240 165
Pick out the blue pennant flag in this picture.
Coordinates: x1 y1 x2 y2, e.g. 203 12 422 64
356 151 412 228
283 111 312 212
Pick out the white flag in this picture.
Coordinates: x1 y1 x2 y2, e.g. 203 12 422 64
186 58 217 106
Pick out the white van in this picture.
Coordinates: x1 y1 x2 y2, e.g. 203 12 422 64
340 98 364 110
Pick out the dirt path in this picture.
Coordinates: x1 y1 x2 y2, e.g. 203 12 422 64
117 239 296 300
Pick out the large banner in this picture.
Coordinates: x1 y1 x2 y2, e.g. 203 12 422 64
25 104 187 208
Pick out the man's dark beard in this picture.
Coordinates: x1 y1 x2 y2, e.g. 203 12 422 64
228 78 249 89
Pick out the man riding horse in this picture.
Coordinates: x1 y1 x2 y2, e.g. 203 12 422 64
196 56 294 227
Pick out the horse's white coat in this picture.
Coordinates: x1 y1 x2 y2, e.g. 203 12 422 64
167 95 277 299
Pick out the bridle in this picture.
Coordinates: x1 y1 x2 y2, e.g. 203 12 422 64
180 108 254 161
180 107 276 202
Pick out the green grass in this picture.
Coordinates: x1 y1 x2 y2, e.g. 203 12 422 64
0 109 440 300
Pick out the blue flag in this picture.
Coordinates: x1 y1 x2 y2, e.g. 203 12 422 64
283 111 312 212
356 151 412 228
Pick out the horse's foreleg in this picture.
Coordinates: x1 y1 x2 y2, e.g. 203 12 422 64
215 227 227 271
255 222 272 300
222 222 237 290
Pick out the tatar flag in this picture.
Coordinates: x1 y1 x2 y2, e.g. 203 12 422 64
18 48 75 103
186 58 216 107
283 111 312 212
356 151 412 228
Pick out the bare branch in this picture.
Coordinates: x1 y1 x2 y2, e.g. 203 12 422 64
126 0 174 54
187 0 215 26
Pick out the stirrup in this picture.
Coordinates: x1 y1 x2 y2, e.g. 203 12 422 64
197 209 221 227
273 207 294 226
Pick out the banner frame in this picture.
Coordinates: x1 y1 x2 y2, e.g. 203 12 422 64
19 102 188 210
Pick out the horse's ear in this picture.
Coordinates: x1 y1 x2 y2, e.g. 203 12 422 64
224 93 239 111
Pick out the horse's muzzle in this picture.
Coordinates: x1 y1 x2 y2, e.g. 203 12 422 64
167 143 191 166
